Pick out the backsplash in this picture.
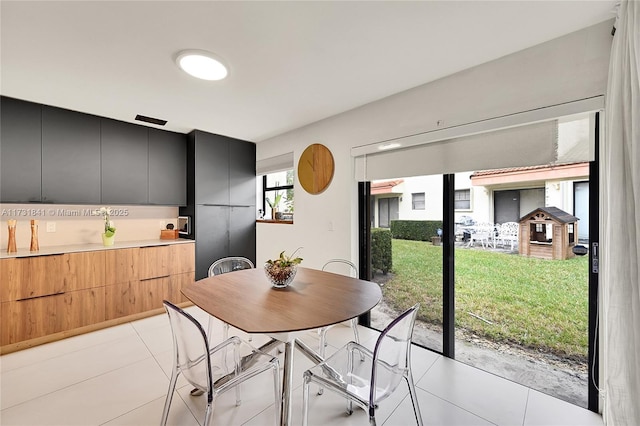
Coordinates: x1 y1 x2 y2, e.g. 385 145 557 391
0 204 180 250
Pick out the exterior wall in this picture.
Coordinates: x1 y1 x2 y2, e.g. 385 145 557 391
469 185 492 223
371 172 585 226
397 175 442 221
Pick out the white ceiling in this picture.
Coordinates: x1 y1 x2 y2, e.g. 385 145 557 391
0 1 617 143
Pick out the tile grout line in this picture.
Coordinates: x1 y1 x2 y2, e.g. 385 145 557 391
522 388 531 426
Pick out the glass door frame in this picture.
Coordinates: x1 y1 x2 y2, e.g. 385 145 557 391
357 115 601 410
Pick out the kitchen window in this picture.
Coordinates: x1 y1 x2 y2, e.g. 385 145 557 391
262 170 294 220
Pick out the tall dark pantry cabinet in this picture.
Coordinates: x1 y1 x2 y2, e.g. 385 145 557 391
180 130 256 280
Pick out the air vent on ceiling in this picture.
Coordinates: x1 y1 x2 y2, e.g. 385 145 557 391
135 114 167 126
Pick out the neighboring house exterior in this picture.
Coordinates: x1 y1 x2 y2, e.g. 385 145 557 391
371 163 589 242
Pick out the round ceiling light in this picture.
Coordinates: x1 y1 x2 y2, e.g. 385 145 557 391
176 50 228 81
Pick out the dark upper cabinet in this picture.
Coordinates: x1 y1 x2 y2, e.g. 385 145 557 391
1 98 187 206
149 128 187 206
194 131 229 205
101 119 149 204
0 97 42 202
229 139 256 206
41 106 101 204
184 130 256 277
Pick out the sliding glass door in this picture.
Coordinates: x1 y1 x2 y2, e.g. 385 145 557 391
363 112 599 409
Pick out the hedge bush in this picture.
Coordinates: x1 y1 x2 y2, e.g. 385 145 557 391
371 228 392 274
390 220 443 241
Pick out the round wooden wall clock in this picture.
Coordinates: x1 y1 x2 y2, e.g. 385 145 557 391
297 143 334 194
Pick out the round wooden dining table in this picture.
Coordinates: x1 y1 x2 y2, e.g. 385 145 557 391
182 266 382 426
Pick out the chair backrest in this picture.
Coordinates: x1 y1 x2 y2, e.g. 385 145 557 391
208 256 255 277
163 301 213 394
499 221 519 237
370 303 419 406
321 259 358 278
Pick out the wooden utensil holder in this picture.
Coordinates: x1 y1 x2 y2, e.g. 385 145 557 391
30 219 39 252
7 220 17 253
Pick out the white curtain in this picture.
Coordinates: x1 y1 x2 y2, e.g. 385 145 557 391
602 1 640 424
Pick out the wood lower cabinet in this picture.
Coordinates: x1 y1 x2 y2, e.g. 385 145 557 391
0 252 104 303
1 288 105 346
105 277 170 320
139 245 170 280
105 247 139 285
65 251 106 291
169 243 196 275
13 255 65 301
104 244 193 320
169 272 194 304
0 242 194 353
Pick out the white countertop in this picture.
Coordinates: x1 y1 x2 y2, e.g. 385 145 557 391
1 238 194 259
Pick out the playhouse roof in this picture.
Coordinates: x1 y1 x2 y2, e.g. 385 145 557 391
520 206 579 224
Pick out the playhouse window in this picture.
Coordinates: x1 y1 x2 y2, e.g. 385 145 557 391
568 223 575 244
531 222 552 243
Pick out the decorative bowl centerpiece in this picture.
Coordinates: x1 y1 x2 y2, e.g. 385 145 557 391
264 249 302 288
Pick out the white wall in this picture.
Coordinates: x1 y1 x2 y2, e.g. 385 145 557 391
256 21 612 269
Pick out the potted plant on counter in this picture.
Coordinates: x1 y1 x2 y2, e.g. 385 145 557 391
266 192 283 220
96 207 116 246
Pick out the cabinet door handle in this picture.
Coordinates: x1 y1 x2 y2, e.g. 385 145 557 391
17 291 66 301
140 275 170 281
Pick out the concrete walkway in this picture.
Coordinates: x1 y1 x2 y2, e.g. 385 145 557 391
370 299 588 408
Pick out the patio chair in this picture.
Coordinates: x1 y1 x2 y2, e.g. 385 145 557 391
160 301 280 426
302 304 423 426
468 223 494 248
496 222 519 250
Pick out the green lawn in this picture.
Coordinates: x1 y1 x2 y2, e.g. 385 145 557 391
380 239 589 360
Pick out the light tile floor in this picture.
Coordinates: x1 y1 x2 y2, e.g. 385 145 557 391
0 306 604 426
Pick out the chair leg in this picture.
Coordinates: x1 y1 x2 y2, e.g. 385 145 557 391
272 364 282 426
317 328 327 395
302 375 311 426
346 348 354 415
203 397 214 426
405 373 424 426
233 340 242 406
350 318 365 361
207 317 214 346
351 318 360 343
160 370 179 426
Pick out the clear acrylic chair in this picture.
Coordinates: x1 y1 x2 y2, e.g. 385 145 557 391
207 257 255 343
318 259 361 358
303 304 423 426
161 301 280 426
317 259 363 396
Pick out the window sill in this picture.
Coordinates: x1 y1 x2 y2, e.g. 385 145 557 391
256 219 294 225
